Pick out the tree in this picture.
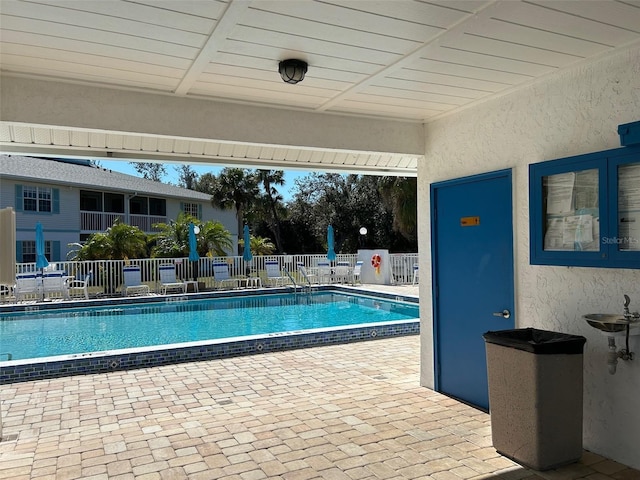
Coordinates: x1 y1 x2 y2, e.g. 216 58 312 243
256 169 286 253
175 164 198 190
240 235 276 256
71 218 149 260
378 177 417 242
129 161 167 182
152 212 232 258
209 168 259 254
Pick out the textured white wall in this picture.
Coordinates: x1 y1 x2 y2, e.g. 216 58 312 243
418 46 640 468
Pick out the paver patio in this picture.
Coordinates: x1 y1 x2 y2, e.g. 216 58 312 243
1 334 638 480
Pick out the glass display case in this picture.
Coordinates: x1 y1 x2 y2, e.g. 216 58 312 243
530 146 640 269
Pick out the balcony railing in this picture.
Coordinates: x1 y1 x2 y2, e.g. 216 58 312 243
7 253 419 300
80 211 166 232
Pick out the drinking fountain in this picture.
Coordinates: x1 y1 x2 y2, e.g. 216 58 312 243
583 295 640 374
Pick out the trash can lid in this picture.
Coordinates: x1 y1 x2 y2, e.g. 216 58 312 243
483 327 586 354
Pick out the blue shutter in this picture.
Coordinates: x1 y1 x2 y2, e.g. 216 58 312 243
15 185 23 212
198 204 203 220
16 241 23 262
52 241 61 261
52 189 60 214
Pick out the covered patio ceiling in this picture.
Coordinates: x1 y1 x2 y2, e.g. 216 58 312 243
1 0 639 176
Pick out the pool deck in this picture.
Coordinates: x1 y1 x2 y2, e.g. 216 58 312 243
1 284 638 480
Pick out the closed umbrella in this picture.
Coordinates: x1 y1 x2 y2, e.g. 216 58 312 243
242 224 253 277
242 225 253 262
188 223 200 281
327 225 336 261
35 222 49 270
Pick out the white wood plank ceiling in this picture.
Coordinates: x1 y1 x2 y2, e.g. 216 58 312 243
1 0 640 174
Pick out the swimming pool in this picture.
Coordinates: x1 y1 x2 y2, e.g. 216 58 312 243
0 288 419 383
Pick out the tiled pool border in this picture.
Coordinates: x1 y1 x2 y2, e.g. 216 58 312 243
1 286 419 384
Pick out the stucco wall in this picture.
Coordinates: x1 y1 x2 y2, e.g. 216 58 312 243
418 46 640 468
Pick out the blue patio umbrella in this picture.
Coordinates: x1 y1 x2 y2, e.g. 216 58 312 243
188 223 200 281
35 222 49 270
188 223 200 262
327 224 336 261
242 225 253 262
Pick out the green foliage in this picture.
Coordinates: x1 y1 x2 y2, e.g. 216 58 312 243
152 212 233 258
129 162 167 182
70 218 149 260
239 235 276 256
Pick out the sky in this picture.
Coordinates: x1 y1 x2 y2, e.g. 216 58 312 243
99 160 309 201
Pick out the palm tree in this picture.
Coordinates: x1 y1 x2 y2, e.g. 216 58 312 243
209 168 259 255
73 218 148 260
152 212 232 258
256 169 286 253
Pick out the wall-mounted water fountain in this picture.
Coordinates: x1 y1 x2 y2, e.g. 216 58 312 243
583 295 640 374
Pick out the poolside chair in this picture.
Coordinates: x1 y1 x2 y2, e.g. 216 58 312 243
14 272 40 302
352 261 363 285
158 264 186 294
42 270 71 300
212 262 240 290
412 263 419 285
334 261 351 284
297 262 318 285
123 265 150 296
265 261 287 287
316 261 332 284
67 270 93 300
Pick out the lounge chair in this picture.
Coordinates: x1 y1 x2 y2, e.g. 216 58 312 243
14 272 40 302
265 261 287 287
123 265 150 296
42 270 70 300
158 264 186 294
316 261 331 284
297 262 318 285
334 261 351 284
412 263 419 285
67 270 93 300
352 261 363 285
212 262 240 290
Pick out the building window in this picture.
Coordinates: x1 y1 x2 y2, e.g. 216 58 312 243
104 193 125 213
149 197 166 216
130 196 148 215
23 186 52 212
22 240 51 263
80 190 103 211
182 202 200 219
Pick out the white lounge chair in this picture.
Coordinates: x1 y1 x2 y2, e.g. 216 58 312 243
14 272 40 302
68 270 93 300
42 270 70 300
123 265 150 296
212 262 240 289
316 261 331 284
158 264 186 294
297 262 318 285
334 261 351 284
352 261 363 285
412 263 419 285
265 261 287 287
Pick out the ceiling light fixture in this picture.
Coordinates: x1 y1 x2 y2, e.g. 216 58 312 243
279 59 308 84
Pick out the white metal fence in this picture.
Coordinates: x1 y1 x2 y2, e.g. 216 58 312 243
9 253 419 298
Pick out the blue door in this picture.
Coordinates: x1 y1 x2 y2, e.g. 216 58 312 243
431 169 515 411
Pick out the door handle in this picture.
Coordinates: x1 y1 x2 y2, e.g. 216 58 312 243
493 310 511 319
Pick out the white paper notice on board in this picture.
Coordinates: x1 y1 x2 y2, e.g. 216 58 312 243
546 172 575 214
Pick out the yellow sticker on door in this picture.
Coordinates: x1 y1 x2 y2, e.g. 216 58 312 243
461 216 480 227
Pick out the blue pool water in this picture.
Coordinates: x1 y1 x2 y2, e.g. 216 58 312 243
0 292 419 361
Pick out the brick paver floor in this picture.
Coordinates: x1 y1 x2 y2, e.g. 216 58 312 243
1 336 638 480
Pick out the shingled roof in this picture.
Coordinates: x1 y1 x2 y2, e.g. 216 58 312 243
0 155 212 201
